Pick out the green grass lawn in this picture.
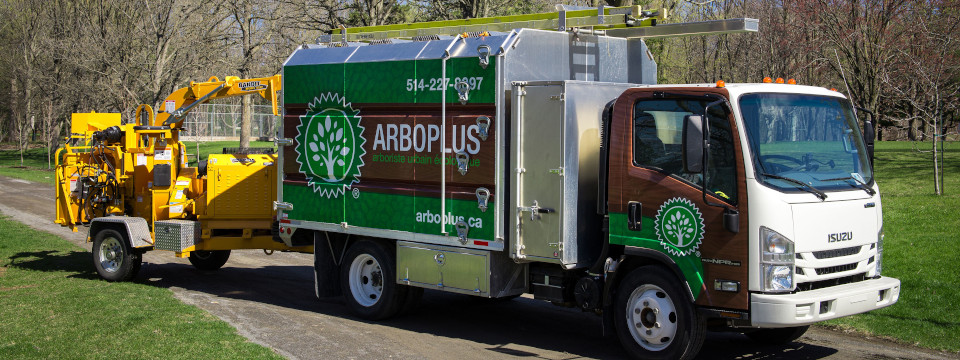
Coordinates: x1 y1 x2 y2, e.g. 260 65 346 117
822 141 960 352
0 216 282 359
0 145 56 183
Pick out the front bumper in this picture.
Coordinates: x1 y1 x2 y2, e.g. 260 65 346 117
750 276 900 328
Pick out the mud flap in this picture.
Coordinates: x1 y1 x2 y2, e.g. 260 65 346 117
314 231 348 298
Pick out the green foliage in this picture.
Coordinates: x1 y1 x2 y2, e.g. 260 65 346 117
0 217 282 359
823 141 960 351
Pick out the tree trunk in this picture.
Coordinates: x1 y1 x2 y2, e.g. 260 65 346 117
240 95 252 150
933 117 941 195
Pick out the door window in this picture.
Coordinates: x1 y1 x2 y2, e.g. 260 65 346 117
633 98 738 204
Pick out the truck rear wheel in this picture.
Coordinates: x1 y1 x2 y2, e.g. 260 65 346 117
188 250 231 271
340 240 407 320
92 228 141 282
614 266 705 360
745 326 809 345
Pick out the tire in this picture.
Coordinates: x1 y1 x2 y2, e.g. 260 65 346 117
339 240 407 320
92 228 141 282
614 266 706 360
188 250 231 271
745 326 809 345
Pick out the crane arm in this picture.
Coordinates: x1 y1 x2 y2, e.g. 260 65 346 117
151 74 282 127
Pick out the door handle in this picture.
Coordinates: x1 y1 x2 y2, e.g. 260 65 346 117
627 201 642 231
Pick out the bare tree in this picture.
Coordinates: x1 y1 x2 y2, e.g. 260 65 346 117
882 1 960 195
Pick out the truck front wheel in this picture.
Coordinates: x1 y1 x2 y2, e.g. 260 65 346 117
92 228 141 282
614 266 705 360
188 250 231 271
340 240 407 320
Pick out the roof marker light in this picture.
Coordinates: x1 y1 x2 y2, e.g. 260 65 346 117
787 79 797 85
763 77 773 83
775 78 785 84
716 80 725 88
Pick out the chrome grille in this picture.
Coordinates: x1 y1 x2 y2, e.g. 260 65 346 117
813 245 861 259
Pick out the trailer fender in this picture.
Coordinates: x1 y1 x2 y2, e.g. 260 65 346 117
88 217 153 249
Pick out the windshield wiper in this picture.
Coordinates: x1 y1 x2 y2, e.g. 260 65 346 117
760 173 827 201
819 174 876 196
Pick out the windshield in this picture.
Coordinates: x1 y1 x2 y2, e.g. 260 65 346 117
739 93 873 193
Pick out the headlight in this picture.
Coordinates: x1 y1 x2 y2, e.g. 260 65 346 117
760 226 795 292
876 226 884 277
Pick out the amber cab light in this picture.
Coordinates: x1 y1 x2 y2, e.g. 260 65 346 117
775 78 785 84
716 80 726 88
763 77 773 83
787 79 797 85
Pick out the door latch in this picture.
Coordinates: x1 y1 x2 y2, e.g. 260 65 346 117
477 45 491 69
476 116 490 141
456 151 469 175
455 81 471 104
476 187 490 212
455 221 470 244
518 200 555 221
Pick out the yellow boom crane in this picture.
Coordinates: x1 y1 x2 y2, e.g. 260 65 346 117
55 74 309 281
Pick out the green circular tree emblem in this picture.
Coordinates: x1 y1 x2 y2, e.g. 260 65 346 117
654 197 705 257
295 93 366 198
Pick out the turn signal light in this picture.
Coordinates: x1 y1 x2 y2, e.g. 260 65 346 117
716 80 726 88
762 77 773 83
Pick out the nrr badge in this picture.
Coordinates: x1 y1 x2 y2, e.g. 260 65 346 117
654 197 705 257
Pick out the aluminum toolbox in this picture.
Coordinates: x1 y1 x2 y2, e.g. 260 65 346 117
154 220 201 251
397 241 526 297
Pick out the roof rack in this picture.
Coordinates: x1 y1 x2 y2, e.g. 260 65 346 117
319 5 758 44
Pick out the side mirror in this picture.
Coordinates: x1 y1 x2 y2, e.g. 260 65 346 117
682 114 704 173
864 120 875 168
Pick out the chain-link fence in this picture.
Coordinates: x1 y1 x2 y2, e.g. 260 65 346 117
180 104 278 141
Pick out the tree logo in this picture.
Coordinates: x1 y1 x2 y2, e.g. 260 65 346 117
654 197 705 257
295 93 366 198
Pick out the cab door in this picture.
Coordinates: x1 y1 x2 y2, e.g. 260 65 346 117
607 88 749 310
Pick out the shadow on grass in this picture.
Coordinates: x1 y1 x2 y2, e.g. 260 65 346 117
5 250 99 280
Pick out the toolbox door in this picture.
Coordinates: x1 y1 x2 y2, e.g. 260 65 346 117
512 84 564 263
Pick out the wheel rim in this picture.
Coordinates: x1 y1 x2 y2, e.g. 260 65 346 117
98 237 124 273
348 253 383 307
626 284 679 351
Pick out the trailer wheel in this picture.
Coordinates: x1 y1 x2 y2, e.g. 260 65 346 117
340 240 407 320
745 326 809 345
614 266 705 360
188 250 231 271
92 228 141 282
